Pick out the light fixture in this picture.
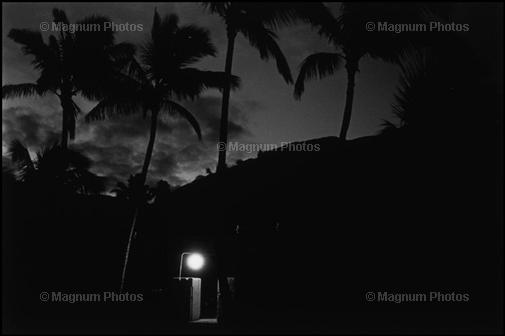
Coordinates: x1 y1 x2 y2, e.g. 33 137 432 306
178 252 205 279
186 253 204 271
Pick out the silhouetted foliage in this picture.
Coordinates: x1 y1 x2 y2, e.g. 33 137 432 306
295 3 447 139
8 140 105 195
86 9 239 185
2 8 135 148
382 34 486 140
203 4 332 322
85 10 240 291
204 2 332 172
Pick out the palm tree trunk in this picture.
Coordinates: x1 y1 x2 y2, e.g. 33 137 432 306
141 109 159 183
120 207 138 292
215 29 237 325
339 60 358 140
59 80 74 149
120 109 159 292
216 30 237 173
60 98 69 149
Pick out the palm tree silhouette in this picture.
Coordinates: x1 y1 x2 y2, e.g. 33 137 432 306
294 3 438 140
382 32 480 136
2 8 134 149
203 3 332 323
8 139 105 195
203 2 332 173
86 9 238 185
86 9 238 291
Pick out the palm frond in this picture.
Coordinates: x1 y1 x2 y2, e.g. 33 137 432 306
7 29 57 70
122 58 148 86
391 51 429 124
52 8 70 25
109 42 137 69
316 15 343 49
151 8 162 40
294 52 343 99
36 69 60 93
161 99 202 140
160 13 180 36
167 68 240 100
202 2 229 17
85 95 145 122
338 3 435 63
8 140 35 181
9 140 33 167
74 15 115 48
241 25 292 83
2 83 46 99
379 119 400 135
175 25 217 66
143 14 218 79
71 19 135 101
150 12 179 55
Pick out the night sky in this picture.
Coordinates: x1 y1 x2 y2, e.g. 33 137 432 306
4 2 470 187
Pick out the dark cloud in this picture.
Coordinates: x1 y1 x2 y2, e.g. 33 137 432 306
150 153 178 178
2 93 259 190
2 106 60 149
181 96 253 142
3 2 406 190
68 95 253 189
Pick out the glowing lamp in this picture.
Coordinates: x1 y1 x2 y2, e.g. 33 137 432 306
178 252 205 279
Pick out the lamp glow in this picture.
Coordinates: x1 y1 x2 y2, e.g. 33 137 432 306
186 253 204 271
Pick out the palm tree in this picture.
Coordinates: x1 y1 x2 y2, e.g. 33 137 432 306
382 32 481 137
294 3 442 140
86 9 238 291
2 8 134 149
203 3 332 323
86 9 238 185
8 139 105 195
203 2 332 173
